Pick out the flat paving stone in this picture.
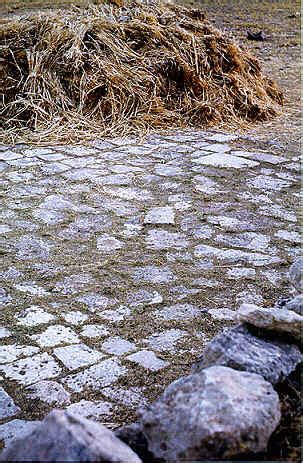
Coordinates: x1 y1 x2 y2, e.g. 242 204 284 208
0 353 62 385
102 386 147 408
0 345 40 364
31 325 80 347
133 266 176 284
101 336 136 356
193 153 259 168
143 329 188 352
66 399 112 419
144 206 175 225
53 344 104 370
16 306 55 327
155 304 203 321
0 386 21 419
80 324 110 338
62 358 127 393
126 350 168 371
25 380 71 405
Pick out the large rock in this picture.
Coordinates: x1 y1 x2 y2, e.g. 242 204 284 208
289 258 303 293
284 295 303 315
238 303 302 342
192 325 302 384
0 410 142 462
139 366 281 461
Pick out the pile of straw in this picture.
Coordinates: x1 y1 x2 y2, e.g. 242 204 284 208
0 1 283 144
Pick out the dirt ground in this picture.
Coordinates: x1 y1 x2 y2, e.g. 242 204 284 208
1 0 301 153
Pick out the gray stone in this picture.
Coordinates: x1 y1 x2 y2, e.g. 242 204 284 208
26 380 71 405
126 350 168 371
0 353 61 386
101 337 136 356
289 257 303 293
144 206 175 225
0 344 39 364
238 303 302 341
66 400 112 420
62 358 127 393
193 153 258 169
102 387 147 409
53 344 104 370
133 266 175 284
0 386 20 419
97 234 124 252
81 324 110 338
155 303 202 321
16 306 55 327
146 229 188 250
193 325 302 384
31 325 80 347
284 295 303 315
62 311 88 325
139 366 280 461
143 329 188 352
0 420 41 448
0 410 142 462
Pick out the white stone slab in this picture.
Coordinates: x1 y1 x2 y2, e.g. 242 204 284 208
126 350 168 371
16 306 55 327
53 344 104 370
80 324 110 338
61 311 88 325
31 325 80 347
193 153 259 169
101 337 136 356
0 353 61 385
144 206 175 225
26 380 71 405
0 345 39 364
0 386 21 419
66 400 112 419
62 358 127 393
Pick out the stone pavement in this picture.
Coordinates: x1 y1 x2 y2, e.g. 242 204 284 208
0 130 300 448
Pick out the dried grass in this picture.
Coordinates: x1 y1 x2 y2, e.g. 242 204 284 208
0 0 283 144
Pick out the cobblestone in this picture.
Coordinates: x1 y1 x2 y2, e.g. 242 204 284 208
0 130 299 448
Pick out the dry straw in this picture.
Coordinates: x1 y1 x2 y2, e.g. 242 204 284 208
0 0 283 144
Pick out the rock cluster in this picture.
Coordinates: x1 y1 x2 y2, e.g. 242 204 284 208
1 259 301 462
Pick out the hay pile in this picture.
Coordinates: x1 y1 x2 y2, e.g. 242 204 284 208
0 0 283 144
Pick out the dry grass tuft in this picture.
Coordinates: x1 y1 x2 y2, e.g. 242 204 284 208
0 0 283 144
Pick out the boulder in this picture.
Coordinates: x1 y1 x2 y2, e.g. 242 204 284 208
289 257 303 293
192 325 302 384
139 365 281 461
0 410 142 462
238 303 302 342
284 295 303 315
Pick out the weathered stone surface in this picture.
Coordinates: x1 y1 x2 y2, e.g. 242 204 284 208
289 257 303 293
26 380 71 405
0 386 20 419
144 206 175 225
192 325 302 384
284 295 303 315
139 366 281 461
238 303 302 341
0 410 142 462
